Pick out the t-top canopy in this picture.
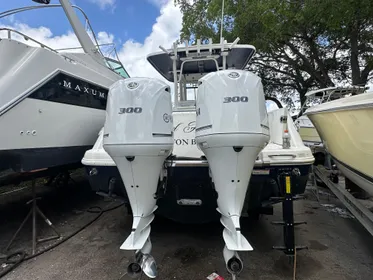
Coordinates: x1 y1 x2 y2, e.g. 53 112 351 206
146 39 256 82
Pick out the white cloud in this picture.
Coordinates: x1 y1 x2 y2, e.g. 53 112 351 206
96 31 115 44
147 0 170 7
0 0 182 87
0 22 80 50
1 0 182 67
86 0 116 11
7 14 15 24
117 0 182 80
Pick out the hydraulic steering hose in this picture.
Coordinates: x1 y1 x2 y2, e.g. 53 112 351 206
0 202 125 279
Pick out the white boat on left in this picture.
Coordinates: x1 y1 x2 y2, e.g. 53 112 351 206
0 0 129 176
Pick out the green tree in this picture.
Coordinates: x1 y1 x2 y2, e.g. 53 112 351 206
176 0 373 106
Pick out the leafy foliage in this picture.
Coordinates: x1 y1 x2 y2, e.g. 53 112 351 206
175 0 373 107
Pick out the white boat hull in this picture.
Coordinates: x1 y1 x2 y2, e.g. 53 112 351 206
0 98 105 171
306 92 373 195
334 158 373 195
296 115 322 146
0 39 123 172
82 107 314 223
83 108 314 168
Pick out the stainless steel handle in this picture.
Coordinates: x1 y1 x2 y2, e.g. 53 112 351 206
268 154 296 158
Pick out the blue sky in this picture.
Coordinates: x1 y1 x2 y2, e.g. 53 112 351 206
0 0 182 79
0 0 162 43
1 1 371 109
0 1 300 110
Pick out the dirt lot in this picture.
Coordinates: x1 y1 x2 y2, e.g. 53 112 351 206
1 171 373 280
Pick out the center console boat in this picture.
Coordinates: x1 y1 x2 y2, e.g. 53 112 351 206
82 38 314 278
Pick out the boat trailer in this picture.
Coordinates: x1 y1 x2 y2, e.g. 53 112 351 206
314 165 373 237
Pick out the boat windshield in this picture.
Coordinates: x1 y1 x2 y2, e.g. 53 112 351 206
105 57 130 78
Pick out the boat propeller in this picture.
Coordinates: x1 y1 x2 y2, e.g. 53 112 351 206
223 246 243 276
127 252 158 279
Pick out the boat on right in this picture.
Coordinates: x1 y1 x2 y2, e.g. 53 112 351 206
304 86 373 195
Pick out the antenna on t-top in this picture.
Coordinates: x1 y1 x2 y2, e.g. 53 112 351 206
220 0 225 41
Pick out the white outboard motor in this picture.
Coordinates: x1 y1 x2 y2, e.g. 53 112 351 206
103 77 173 279
195 70 269 276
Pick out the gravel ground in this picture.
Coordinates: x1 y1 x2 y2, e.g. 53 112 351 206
1 172 373 280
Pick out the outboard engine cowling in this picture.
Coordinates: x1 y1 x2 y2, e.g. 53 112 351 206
195 70 269 275
103 77 173 278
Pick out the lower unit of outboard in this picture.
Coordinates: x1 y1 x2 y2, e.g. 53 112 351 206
85 162 312 224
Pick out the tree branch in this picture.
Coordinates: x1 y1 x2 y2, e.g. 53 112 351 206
361 60 373 84
252 61 298 78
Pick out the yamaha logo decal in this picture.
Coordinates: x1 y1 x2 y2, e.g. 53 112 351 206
127 82 139 89
163 113 172 123
228 72 240 78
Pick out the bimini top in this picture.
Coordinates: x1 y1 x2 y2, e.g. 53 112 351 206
146 38 256 82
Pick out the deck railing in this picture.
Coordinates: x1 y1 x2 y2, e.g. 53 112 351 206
0 28 58 53
0 28 76 63
0 4 129 77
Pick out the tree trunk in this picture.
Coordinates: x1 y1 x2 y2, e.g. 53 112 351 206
350 24 362 85
299 88 308 107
